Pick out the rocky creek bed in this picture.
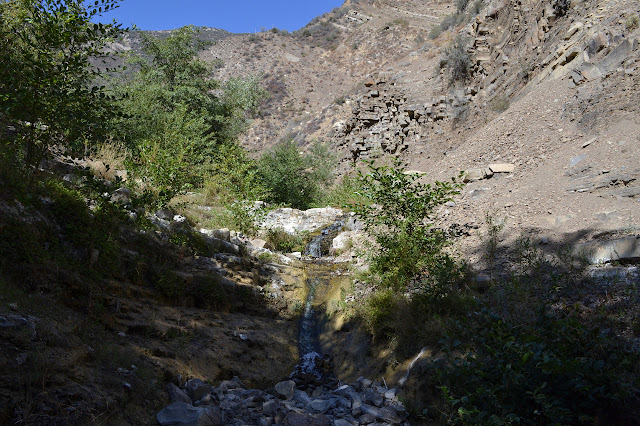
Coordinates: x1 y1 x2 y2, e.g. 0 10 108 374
156 216 411 425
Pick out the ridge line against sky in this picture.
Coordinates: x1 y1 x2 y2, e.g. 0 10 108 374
91 0 345 33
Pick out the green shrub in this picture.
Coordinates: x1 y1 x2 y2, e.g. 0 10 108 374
256 139 335 209
471 0 484 15
626 14 639 31
265 228 304 253
361 289 398 340
434 310 631 424
443 35 472 84
192 275 229 309
0 0 123 169
455 0 469 14
349 159 463 291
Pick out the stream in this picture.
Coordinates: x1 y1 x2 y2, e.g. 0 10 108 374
290 220 344 386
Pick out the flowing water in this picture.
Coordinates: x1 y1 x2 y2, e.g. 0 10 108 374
291 221 344 380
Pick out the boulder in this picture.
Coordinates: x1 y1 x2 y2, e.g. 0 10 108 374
601 39 633 73
111 187 131 204
576 236 640 264
167 383 192 405
464 168 493 182
185 379 212 402
488 163 515 173
274 380 296 400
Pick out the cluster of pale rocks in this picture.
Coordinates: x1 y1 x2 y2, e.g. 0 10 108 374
156 376 410 426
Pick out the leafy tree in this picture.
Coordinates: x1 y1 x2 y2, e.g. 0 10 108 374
349 159 463 291
0 0 124 169
256 139 335 210
110 25 267 205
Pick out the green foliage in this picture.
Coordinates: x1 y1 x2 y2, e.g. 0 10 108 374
361 289 398 340
626 14 639 31
110 25 267 207
256 139 335 209
0 0 124 168
265 228 304 253
349 159 463 290
443 35 472 84
320 173 368 208
435 310 631 424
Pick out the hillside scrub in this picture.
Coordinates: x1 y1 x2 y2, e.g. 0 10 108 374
344 162 636 423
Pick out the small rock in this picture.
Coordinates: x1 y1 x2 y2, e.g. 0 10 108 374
488 163 515 173
582 138 596 148
117 331 126 337
185 379 212 402
570 154 587 167
464 168 493 182
262 399 278 416
363 389 383 407
274 380 296 400
156 208 174 221
384 388 399 400
309 398 335 413
283 412 331 426
111 187 131 204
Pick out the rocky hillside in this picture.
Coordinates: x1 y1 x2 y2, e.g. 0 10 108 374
199 0 640 262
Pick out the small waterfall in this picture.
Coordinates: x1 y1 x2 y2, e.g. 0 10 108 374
398 347 428 387
303 221 344 258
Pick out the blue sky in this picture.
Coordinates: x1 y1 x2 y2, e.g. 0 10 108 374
93 0 345 33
